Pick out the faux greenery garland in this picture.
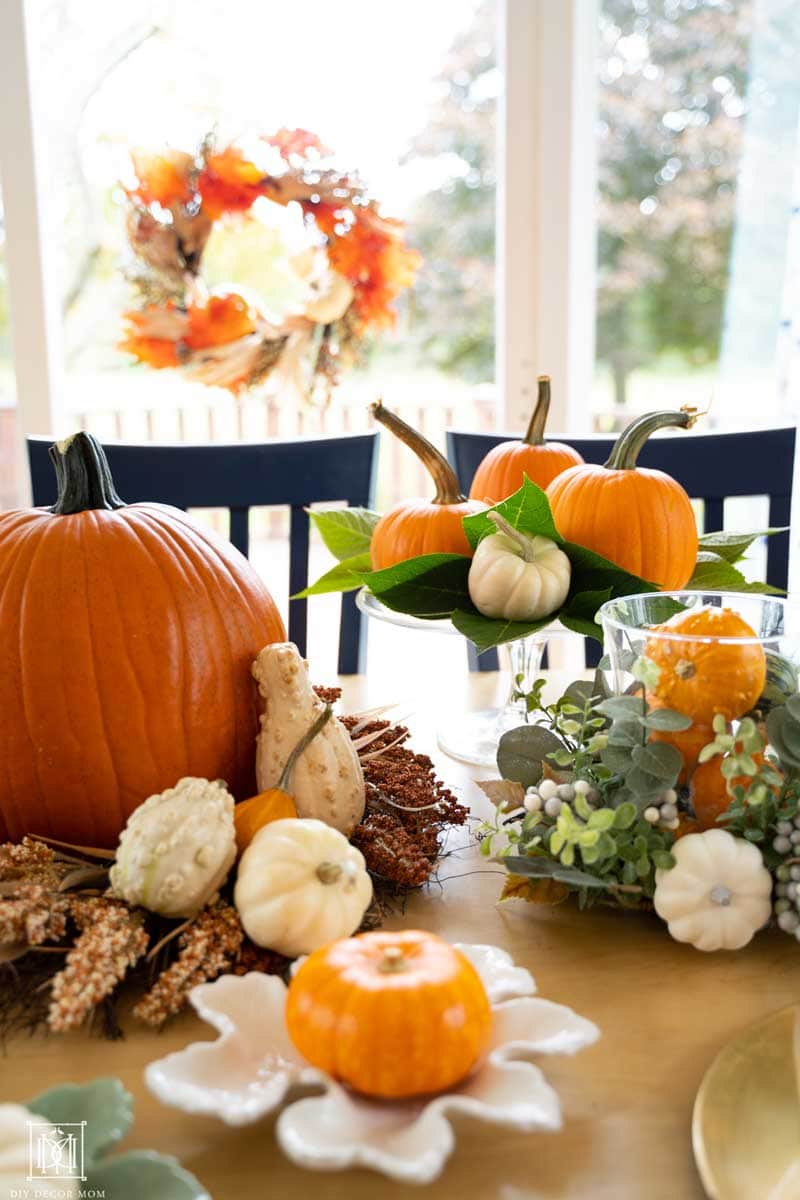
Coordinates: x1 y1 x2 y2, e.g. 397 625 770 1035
478 665 800 949
302 478 781 651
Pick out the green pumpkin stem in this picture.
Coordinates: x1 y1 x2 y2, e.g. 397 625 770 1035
49 433 126 514
523 376 552 446
278 703 333 791
370 399 465 505
604 410 695 471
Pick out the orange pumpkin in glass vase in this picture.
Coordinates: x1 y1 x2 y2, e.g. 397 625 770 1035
369 401 485 569
546 410 699 590
469 376 584 503
0 433 286 847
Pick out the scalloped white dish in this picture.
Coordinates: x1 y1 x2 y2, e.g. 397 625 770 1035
145 943 599 1184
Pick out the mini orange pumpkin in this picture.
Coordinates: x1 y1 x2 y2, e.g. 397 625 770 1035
546 410 698 589
645 607 767 724
233 705 333 852
469 376 584 502
0 433 286 847
369 401 485 569
690 750 781 830
286 929 492 1098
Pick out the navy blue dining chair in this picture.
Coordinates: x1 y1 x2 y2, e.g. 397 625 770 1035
447 425 797 671
28 434 378 675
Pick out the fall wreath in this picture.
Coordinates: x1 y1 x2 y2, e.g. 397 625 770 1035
119 129 420 400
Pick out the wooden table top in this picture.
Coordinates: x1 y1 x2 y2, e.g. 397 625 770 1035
3 672 797 1200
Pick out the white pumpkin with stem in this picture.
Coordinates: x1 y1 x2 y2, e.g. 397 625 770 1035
653 828 773 952
468 511 572 622
234 817 373 957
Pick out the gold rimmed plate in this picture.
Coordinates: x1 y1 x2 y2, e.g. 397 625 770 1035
693 1005 800 1199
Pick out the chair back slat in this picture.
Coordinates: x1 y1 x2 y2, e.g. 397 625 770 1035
27 433 378 673
288 504 311 657
447 426 797 672
229 507 250 560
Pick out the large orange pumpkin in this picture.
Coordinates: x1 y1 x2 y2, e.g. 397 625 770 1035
0 433 285 847
369 401 485 569
286 929 492 1098
469 376 584 502
546 410 698 589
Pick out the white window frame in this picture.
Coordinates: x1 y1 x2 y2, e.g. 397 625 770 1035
497 0 598 435
0 0 598 497
0 0 66 501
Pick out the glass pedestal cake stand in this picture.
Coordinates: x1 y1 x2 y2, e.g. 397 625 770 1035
356 588 575 768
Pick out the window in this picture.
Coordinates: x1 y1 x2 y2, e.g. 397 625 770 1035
595 0 800 431
27 0 496 508
0 184 19 509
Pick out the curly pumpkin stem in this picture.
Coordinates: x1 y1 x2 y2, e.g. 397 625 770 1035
522 375 552 445
487 510 536 561
604 410 695 471
49 432 126 514
278 703 333 791
370 399 465 505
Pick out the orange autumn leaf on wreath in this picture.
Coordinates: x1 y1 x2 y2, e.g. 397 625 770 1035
185 292 257 348
128 149 195 208
120 292 258 369
198 146 270 218
310 202 421 327
264 127 331 161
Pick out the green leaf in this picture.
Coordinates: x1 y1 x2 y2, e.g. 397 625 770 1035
642 708 693 732
451 607 554 652
503 855 613 890
293 551 372 597
89 1151 210 1200
613 802 639 829
562 543 656 600
462 477 562 549
588 808 615 831
26 1078 133 1165
686 553 784 595
362 554 471 617
698 528 787 564
631 741 683 782
595 696 645 720
652 851 676 871
602 744 636 772
308 506 381 561
607 719 645 748
496 724 567 786
560 679 602 710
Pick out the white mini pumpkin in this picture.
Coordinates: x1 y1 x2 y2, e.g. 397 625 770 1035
654 828 772 952
234 817 372 957
468 512 571 622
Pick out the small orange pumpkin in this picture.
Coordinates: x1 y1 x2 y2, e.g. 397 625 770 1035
645 607 767 724
546 410 698 589
233 705 333 852
469 376 584 502
690 750 781 830
0 433 285 847
369 401 485 569
285 929 492 1098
